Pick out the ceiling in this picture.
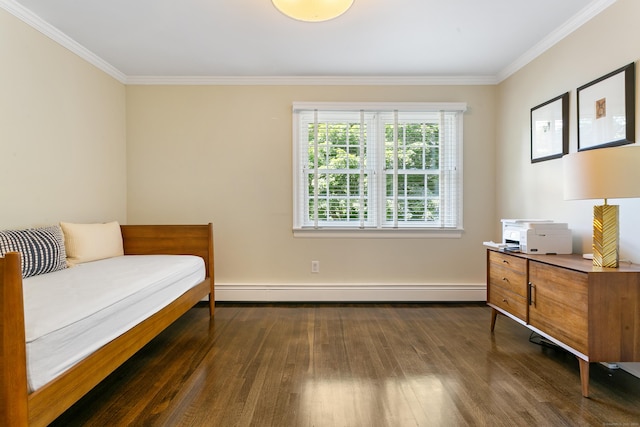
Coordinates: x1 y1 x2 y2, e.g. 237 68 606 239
4 0 615 84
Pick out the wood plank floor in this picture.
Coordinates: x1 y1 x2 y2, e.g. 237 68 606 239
51 303 640 426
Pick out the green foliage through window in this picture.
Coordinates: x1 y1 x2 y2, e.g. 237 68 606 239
294 104 463 230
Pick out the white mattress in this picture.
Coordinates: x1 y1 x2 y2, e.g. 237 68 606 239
22 254 206 392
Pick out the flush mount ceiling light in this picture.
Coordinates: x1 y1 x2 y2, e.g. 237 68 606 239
272 0 354 22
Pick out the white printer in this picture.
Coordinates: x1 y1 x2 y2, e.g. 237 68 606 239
501 219 572 254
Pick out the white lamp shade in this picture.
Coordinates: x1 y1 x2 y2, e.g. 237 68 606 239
272 0 354 22
563 145 640 201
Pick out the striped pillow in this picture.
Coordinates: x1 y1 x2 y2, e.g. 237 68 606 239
0 226 67 278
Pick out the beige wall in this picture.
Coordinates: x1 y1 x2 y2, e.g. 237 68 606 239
6 0 638 294
496 0 640 377
496 0 640 260
0 8 127 229
126 85 496 288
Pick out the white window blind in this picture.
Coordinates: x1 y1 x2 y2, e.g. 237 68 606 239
293 102 466 236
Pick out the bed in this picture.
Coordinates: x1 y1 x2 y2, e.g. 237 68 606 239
0 224 214 427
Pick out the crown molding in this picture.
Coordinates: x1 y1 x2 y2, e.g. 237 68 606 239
0 0 128 83
496 0 618 82
2 0 616 87
124 75 499 86
0 0 496 86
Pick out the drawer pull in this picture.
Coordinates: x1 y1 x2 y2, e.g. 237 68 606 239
502 298 508 303
502 260 509 264
502 277 509 282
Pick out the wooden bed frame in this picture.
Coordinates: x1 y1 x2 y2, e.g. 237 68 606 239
0 223 215 427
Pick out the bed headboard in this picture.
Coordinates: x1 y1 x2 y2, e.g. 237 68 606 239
120 223 214 279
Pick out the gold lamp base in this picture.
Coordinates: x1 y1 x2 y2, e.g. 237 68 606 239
592 203 619 268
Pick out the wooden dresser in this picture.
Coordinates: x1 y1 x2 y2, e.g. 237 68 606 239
486 248 640 397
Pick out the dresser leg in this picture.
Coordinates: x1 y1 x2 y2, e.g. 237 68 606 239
578 358 590 397
490 308 498 332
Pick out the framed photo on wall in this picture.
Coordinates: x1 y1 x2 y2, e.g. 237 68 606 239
531 92 569 163
577 62 635 151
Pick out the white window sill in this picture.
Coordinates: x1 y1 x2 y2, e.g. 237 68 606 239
293 228 464 239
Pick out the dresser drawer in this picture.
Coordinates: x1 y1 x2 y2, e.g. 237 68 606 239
488 283 527 321
488 251 527 298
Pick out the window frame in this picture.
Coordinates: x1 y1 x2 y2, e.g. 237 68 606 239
292 102 466 238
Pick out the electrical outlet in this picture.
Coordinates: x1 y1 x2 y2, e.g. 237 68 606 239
311 260 320 273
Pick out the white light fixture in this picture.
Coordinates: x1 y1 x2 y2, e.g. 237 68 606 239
272 0 354 22
563 145 640 267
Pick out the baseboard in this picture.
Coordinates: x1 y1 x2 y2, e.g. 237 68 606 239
214 282 486 302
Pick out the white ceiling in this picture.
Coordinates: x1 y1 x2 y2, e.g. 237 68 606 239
3 0 615 84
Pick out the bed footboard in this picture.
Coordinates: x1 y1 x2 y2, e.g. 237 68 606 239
0 252 29 427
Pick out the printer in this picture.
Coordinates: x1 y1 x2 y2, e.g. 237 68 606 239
501 219 572 254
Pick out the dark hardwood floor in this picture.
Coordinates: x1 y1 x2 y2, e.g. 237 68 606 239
51 303 640 426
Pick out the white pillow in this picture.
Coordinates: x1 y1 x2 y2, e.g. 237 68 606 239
60 221 124 265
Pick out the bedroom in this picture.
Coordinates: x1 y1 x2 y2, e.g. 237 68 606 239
1 0 639 424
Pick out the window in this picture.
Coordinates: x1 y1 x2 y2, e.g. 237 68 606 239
293 102 466 237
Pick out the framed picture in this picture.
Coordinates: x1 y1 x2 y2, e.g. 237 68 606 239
531 92 569 163
577 62 635 151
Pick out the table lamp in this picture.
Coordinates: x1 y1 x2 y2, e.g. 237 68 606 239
563 145 640 267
